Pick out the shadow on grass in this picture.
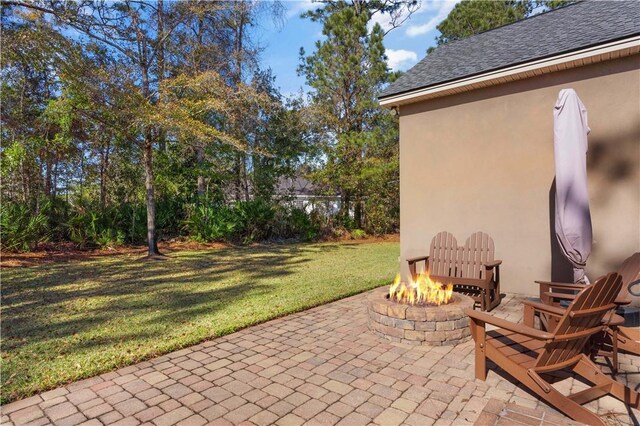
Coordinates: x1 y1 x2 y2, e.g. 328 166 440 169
2 246 318 340
1 241 390 403
1 243 356 352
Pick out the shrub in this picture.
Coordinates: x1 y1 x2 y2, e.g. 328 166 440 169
364 194 399 236
183 204 238 242
95 229 126 249
0 202 50 252
351 229 367 240
41 197 71 242
234 199 275 243
66 207 100 249
287 208 320 241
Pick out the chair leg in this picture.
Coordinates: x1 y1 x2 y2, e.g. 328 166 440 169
487 348 605 425
617 327 640 356
525 373 605 426
470 320 486 380
611 327 618 375
523 305 535 327
481 289 487 312
573 355 640 409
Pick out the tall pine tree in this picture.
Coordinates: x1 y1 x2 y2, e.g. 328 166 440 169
299 0 403 231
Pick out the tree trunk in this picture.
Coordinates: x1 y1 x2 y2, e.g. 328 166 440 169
196 143 205 198
45 153 52 197
234 155 242 202
143 135 160 256
242 154 250 201
140 52 160 256
232 0 247 203
51 153 58 197
99 138 111 208
341 191 351 224
354 196 362 229
157 0 167 153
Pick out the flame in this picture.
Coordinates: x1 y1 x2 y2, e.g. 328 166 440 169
389 271 453 306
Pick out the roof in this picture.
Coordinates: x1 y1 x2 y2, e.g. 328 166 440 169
277 176 315 196
380 1 640 100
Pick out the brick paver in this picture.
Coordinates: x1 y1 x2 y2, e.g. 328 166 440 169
2 293 639 425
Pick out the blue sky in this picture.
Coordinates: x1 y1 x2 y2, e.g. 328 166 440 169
257 0 459 97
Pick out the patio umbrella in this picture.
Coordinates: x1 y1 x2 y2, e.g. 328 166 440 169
553 88 592 284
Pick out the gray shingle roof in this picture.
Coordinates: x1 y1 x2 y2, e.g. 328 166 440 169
380 1 640 99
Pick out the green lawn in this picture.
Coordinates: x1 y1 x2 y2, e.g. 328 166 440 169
1 241 399 404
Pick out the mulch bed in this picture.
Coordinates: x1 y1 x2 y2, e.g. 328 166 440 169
1 234 399 268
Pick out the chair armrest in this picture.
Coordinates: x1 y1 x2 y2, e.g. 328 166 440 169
407 255 429 281
484 260 502 269
522 299 565 318
535 280 585 291
545 292 583 303
406 255 429 264
465 309 554 341
546 292 630 306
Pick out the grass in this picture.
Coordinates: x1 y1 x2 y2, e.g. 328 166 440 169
1 241 399 404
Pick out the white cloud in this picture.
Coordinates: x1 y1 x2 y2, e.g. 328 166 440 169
285 0 318 19
386 49 418 71
368 11 394 33
368 1 422 34
405 0 459 37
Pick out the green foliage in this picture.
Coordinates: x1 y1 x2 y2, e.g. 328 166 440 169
234 199 276 243
183 204 238 242
66 204 127 249
183 202 323 244
365 194 399 236
431 0 576 51
66 208 100 249
286 208 320 241
436 0 531 46
2 0 401 254
299 1 401 230
351 229 367 240
0 203 50 252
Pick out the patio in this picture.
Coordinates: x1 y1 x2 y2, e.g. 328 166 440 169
2 291 638 426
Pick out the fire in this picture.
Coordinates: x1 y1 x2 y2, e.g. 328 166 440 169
389 272 453 306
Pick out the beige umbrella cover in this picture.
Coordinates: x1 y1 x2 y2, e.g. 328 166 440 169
554 88 592 283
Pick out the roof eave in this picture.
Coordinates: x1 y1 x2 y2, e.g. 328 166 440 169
379 35 640 109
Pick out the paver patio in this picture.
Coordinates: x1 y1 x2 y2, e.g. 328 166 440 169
2 292 638 426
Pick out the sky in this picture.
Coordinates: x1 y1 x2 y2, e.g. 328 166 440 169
257 0 459 97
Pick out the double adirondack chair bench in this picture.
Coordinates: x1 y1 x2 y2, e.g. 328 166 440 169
407 231 502 311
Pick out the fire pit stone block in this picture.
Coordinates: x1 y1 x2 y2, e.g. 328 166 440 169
367 287 474 346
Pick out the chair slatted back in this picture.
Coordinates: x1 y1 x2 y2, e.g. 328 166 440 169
536 273 622 370
461 232 495 280
428 231 496 280
428 232 458 276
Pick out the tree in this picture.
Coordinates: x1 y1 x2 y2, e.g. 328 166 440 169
432 0 573 51
299 0 411 231
1 1 255 257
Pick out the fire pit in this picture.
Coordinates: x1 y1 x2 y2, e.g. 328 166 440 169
367 273 474 346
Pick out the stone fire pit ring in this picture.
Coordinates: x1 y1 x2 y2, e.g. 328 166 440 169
367 286 474 346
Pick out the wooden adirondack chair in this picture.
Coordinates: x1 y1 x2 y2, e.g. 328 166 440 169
535 252 640 370
467 273 639 425
407 231 502 311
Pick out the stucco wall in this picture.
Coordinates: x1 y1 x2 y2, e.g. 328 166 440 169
398 54 640 296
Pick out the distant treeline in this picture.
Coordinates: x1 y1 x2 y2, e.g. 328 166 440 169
1 1 410 252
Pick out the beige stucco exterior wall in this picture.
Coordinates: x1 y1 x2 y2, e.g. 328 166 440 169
398 54 640 296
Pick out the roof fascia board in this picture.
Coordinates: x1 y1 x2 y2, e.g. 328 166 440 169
379 35 640 108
